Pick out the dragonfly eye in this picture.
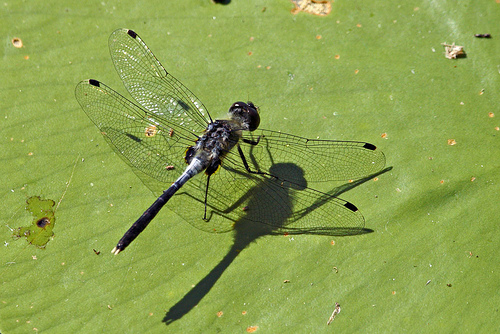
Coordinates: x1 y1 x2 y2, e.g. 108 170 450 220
229 101 260 131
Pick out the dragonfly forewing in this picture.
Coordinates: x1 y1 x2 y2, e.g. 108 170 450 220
75 79 197 184
109 28 210 135
240 129 386 183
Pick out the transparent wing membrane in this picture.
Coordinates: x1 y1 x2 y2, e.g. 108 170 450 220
165 162 368 235
109 29 210 135
75 80 196 184
240 129 386 183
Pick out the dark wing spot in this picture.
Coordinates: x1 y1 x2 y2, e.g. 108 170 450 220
363 143 376 150
344 202 358 212
88 79 100 87
127 29 137 39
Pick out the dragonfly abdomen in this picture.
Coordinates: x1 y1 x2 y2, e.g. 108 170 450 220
112 158 203 254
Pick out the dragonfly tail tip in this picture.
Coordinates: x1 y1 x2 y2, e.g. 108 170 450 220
111 247 122 255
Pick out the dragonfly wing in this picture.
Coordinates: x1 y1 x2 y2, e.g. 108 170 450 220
240 129 386 183
246 170 366 234
75 79 196 184
167 162 366 235
108 28 210 135
169 127 382 234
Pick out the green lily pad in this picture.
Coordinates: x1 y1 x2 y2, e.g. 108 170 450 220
1 0 499 333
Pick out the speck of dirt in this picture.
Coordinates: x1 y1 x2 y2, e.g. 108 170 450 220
12 38 23 48
36 217 50 228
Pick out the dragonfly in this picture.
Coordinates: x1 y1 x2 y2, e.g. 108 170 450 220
75 29 386 255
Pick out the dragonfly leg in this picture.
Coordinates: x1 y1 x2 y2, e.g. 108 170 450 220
203 175 211 220
202 159 220 221
242 136 261 145
237 144 265 175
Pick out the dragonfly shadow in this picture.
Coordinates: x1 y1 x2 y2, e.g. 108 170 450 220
163 164 391 325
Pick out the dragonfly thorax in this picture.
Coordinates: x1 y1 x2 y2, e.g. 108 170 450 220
183 102 259 176
185 120 240 176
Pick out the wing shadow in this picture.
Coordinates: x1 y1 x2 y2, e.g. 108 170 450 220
163 164 392 325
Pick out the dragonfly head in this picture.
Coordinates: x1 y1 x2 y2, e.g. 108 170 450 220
228 102 260 131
